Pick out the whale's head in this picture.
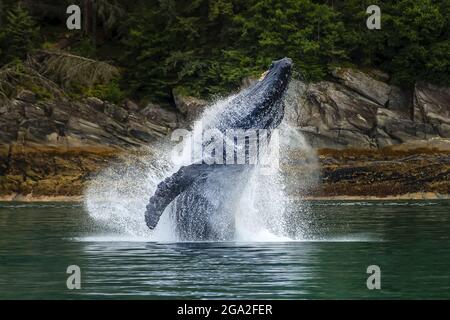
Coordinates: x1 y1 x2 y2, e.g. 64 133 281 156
240 57 293 130
208 58 293 131
259 57 293 94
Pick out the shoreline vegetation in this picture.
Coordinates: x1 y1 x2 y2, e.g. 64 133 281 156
1 1 450 105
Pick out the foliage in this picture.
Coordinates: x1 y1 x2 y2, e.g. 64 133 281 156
0 50 121 104
121 0 450 101
70 38 98 59
0 59 63 103
82 78 125 103
360 0 449 86
0 0 449 102
34 50 120 89
0 3 39 65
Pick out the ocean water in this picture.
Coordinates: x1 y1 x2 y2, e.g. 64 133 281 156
0 200 449 299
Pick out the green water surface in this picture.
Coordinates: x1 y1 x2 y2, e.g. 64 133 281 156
0 200 449 299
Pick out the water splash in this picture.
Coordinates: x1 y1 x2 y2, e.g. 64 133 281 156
85 83 319 242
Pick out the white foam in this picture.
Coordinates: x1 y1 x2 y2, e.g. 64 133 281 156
71 234 382 243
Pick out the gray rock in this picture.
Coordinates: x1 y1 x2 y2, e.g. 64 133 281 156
293 80 378 135
114 107 129 123
24 104 47 119
173 90 208 122
141 103 178 128
414 83 450 131
0 93 173 148
67 117 105 136
1 66 449 151
0 86 177 148
368 69 390 82
104 103 129 122
387 85 411 116
288 68 450 149
19 119 65 142
375 127 399 148
85 97 105 111
300 131 349 150
124 99 140 112
332 67 391 106
17 90 36 104
51 107 71 123
376 108 419 142
437 124 450 137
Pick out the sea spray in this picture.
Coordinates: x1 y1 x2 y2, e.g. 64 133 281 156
85 83 319 241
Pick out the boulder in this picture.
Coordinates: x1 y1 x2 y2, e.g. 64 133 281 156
24 104 47 119
289 68 450 149
85 97 105 112
413 83 450 135
123 99 140 112
291 80 379 148
387 85 411 116
16 90 36 104
332 67 391 106
375 108 436 143
140 103 178 128
104 103 129 123
173 90 208 122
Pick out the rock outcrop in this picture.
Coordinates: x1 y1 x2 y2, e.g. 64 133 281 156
5 68 446 151
287 68 450 150
0 91 170 148
140 103 179 129
1 67 449 199
172 90 208 124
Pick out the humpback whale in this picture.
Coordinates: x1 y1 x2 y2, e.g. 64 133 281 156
145 57 293 240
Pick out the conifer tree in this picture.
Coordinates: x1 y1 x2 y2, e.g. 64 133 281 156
0 3 39 64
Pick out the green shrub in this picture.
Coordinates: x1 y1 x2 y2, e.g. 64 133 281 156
83 78 126 104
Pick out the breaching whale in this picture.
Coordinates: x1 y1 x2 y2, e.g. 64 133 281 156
145 57 293 240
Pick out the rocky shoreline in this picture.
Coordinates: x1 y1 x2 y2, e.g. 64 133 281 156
1 67 449 200
0 145 448 201
1 193 449 202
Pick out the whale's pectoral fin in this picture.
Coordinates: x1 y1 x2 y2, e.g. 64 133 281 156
145 164 212 229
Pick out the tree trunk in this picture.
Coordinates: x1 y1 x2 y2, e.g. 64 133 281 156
84 0 92 35
83 0 97 49
0 0 3 27
92 0 97 49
